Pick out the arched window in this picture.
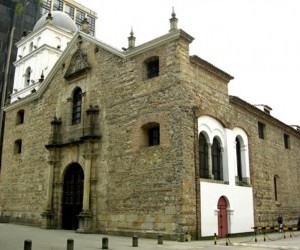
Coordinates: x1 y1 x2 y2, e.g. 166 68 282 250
29 41 34 52
236 137 242 181
37 37 41 47
16 110 25 125
55 37 61 49
212 137 223 180
72 88 82 125
149 126 160 146
24 67 31 86
199 132 209 178
22 46 26 55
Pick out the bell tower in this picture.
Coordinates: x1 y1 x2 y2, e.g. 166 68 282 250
10 11 77 103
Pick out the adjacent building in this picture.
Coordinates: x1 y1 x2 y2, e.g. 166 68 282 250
40 0 97 36
0 10 299 240
0 0 97 175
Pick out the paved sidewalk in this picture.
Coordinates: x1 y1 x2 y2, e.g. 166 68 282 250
1 223 300 249
0 223 222 250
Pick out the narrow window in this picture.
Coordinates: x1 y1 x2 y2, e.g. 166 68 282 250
29 41 34 52
149 126 160 146
65 5 75 19
145 57 159 79
55 37 61 49
37 37 41 47
24 67 31 86
72 88 82 125
212 137 223 180
284 134 290 149
16 110 25 125
274 175 279 202
236 137 242 181
14 139 22 154
199 132 209 178
258 122 265 139
53 0 63 11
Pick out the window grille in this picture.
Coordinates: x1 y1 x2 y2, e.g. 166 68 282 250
72 88 82 125
212 138 223 180
236 137 242 181
199 133 209 178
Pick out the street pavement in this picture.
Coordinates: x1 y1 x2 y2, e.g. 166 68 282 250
1 223 300 249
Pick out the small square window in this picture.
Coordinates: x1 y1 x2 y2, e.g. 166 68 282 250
258 122 265 139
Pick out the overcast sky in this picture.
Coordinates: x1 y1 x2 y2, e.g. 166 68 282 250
77 0 300 126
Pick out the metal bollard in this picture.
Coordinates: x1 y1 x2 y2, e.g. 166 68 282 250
132 235 138 247
214 233 217 245
24 240 32 250
254 230 257 242
67 238 74 250
158 234 163 244
102 237 109 249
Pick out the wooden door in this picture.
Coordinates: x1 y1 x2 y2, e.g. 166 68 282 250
217 196 228 237
62 164 84 230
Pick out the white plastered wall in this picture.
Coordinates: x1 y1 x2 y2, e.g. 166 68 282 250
198 116 254 237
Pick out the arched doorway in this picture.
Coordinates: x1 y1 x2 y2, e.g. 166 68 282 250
62 163 84 230
217 196 228 237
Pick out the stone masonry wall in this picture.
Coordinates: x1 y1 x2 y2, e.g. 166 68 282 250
1 30 299 239
0 34 199 238
229 100 300 227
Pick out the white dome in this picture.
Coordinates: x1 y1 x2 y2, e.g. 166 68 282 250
33 11 78 33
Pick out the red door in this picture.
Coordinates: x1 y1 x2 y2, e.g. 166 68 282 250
217 196 228 237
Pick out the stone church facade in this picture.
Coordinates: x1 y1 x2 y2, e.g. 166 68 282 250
0 11 299 239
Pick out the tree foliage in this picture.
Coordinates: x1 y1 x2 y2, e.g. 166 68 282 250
13 0 44 15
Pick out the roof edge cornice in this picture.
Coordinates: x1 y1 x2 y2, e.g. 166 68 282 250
16 25 74 47
125 29 194 57
14 45 62 66
4 29 194 111
190 55 234 82
229 95 300 136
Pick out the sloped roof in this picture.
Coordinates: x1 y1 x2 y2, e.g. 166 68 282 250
230 96 300 136
190 55 234 82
